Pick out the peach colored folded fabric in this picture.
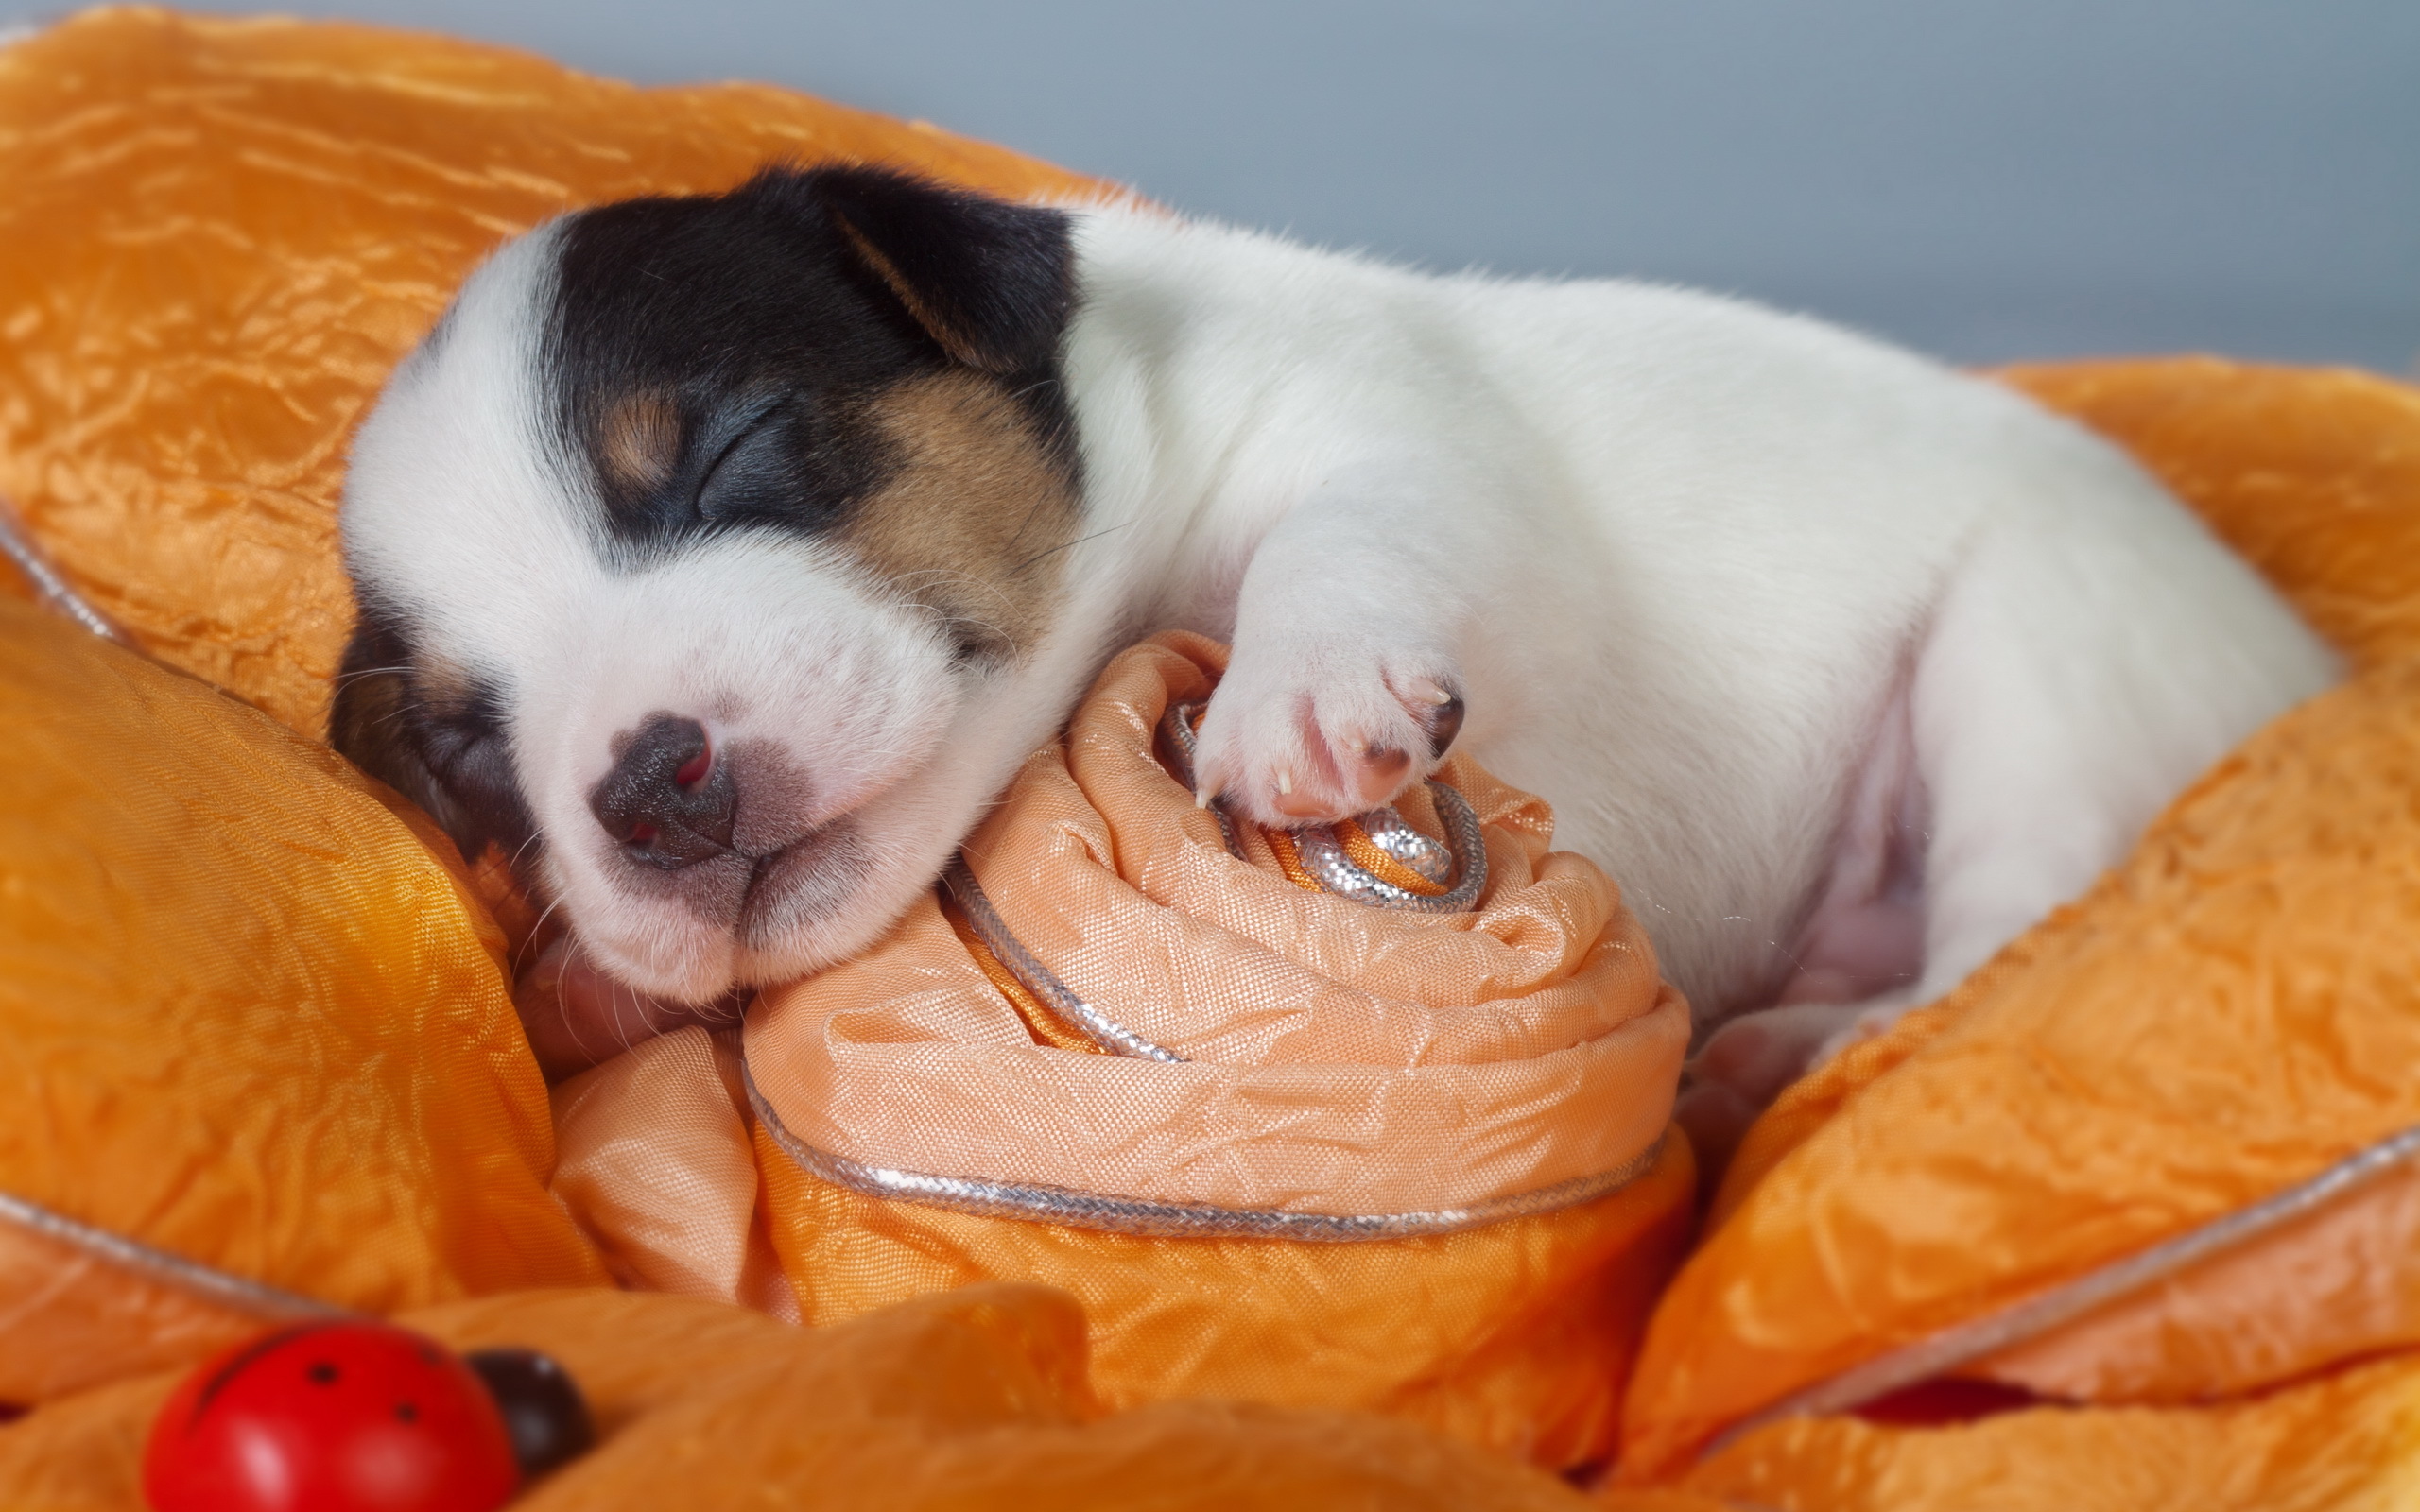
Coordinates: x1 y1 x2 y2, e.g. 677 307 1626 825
550 632 1697 1469
745 633 1688 1218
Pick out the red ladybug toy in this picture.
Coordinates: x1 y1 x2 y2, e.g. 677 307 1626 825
143 1320 594 1512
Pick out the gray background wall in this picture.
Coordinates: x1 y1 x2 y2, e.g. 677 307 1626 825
14 1 2414 370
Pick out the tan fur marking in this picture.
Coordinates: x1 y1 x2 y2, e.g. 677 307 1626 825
598 391 682 494
841 370 1080 659
412 651 480 716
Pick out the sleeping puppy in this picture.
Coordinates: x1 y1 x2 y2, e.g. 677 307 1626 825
332 166 2336 1135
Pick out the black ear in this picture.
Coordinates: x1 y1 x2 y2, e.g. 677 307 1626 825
330 617 468 848
329 608 531 865
802 166 1077 376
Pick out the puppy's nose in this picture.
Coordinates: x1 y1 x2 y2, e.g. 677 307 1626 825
589 715 737 869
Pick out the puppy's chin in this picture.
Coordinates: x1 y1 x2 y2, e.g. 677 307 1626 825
549 700 1030 1002
721 734 1015 985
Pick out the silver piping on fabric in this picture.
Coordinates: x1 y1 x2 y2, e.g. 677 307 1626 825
1157 700 1243 858
1702 1116 2420 1459
0 493 137 646
1354 807 1456 884
742 1055 1663 1242
0 1188 349 1323
1293 783 1487 911
1159 701 1488 911
943 858 1186 1063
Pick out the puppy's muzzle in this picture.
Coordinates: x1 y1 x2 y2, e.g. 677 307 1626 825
590 714 736 869
582 713 873 961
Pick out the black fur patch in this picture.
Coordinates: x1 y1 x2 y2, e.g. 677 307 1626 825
546 166 1080 557
330 600 534 865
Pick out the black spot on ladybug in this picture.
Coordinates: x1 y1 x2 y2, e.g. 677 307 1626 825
307 1362 339 1385
395 1401 420 1423
189 1321 339 1424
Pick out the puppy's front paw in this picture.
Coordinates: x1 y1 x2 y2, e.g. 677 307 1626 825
1193 644 1465 829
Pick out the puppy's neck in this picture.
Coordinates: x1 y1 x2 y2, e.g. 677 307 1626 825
1054 206 1296 645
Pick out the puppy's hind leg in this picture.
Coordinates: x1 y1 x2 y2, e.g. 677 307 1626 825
1682 505 2335 1173
1902 520 2329 1024
1677 672 1928 1173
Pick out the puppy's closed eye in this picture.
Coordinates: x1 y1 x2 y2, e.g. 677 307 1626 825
588 387 888 543
691 392 882 530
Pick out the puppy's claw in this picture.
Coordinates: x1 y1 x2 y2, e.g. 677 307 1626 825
1408 678 1455 706
1276 768 1294 797
1425 694 1466 759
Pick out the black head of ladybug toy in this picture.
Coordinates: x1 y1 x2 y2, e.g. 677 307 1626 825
143 1319 595 1512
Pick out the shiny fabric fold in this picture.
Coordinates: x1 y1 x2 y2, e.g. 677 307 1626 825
0 597 610 1405
1668 1350 2420 1512
0 1286 1729 1511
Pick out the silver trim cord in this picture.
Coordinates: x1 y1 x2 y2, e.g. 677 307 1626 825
0 494 136 646
1357 807 1456 884
1703 1116 2420 1457
1158 700 1244 857
944 858 1187 1062
1159 701 1489 911
1292 783 1488 911
0 1189 347 1322
743 1055 1662 1241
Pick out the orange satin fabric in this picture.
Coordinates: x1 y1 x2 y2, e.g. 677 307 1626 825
0 598 609 1405
1668 1352 2420 1512
0 1285 1727 1511
9 6 2420 1504
1618 360 2420 1494
753 1133 1695 1472
0 6 1113 741
2005 359 2420 672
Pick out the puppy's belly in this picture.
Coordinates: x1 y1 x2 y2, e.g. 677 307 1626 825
1775 674 1927 1011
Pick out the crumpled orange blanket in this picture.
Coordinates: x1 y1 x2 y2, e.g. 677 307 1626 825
0 1284 1622 1512
9 9 2420 1511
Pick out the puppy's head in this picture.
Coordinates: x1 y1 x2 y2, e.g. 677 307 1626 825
334 167 1085 1000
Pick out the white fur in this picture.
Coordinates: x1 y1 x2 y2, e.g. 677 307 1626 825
345 199 2340 1048
1047 204 2336 1029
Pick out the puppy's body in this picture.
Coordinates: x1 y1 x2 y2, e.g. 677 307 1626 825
337 170 2336 1081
